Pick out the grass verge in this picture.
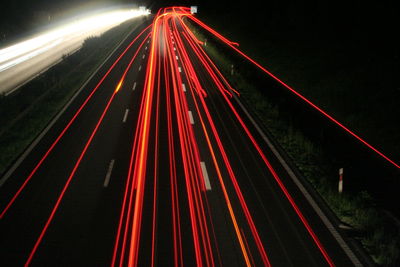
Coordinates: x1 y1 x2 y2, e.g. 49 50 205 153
190 24 400 266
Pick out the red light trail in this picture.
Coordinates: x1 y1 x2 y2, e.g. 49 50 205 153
112 7 336 266
20 28 151 266
0 24 152 220
1 6 366 267
186 12 399 170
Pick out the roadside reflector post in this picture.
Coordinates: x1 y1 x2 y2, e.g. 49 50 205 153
338 168 344 193
190 6 198 14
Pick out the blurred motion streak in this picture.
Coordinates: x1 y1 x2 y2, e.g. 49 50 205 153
0 8 149 94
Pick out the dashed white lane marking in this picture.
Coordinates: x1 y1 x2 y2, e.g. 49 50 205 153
176 55 179 60
138 65 142 71
200 162 212 190
145 46 148 50
188 110 194 124
132 82 137 91
178 67 182 73
142 54 145 59
122 109 129 123
232 94 363 266
174 47 176 51
182 83 186 92
103 159 115 187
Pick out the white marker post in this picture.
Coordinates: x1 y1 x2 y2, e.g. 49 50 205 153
338 168 344 193
190 6 198 14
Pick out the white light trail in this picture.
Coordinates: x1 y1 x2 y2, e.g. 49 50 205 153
0 7 150 93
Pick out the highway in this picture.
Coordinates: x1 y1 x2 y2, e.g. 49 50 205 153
0 8 149 95
1 7 363 266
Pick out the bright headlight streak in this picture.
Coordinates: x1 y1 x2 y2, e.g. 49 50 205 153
0 8 150 72
0 39 62 72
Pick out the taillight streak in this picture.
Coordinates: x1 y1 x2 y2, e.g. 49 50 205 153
23 25 152 266
164 47 183 267
180 15 334 266
187 14 399 170
165 14 216 266
177 18 271 266
0 24 152 219
111 34 152 267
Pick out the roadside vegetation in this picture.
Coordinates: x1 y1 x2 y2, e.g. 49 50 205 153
189 23 400 266
0 17 146 176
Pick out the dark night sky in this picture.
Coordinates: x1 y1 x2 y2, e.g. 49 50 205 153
1 0 397 41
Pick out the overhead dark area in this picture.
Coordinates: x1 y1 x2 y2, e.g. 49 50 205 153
2 0 397 45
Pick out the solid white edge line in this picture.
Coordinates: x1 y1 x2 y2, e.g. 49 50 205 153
188 110 194 124
182 83 186 92
200 162 212 190
103 159 115 187
0 22 140 187
232 94 363 266
122 109 129 123
132 81 137 91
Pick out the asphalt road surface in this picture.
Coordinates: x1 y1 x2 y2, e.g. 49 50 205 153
0 7 364 267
